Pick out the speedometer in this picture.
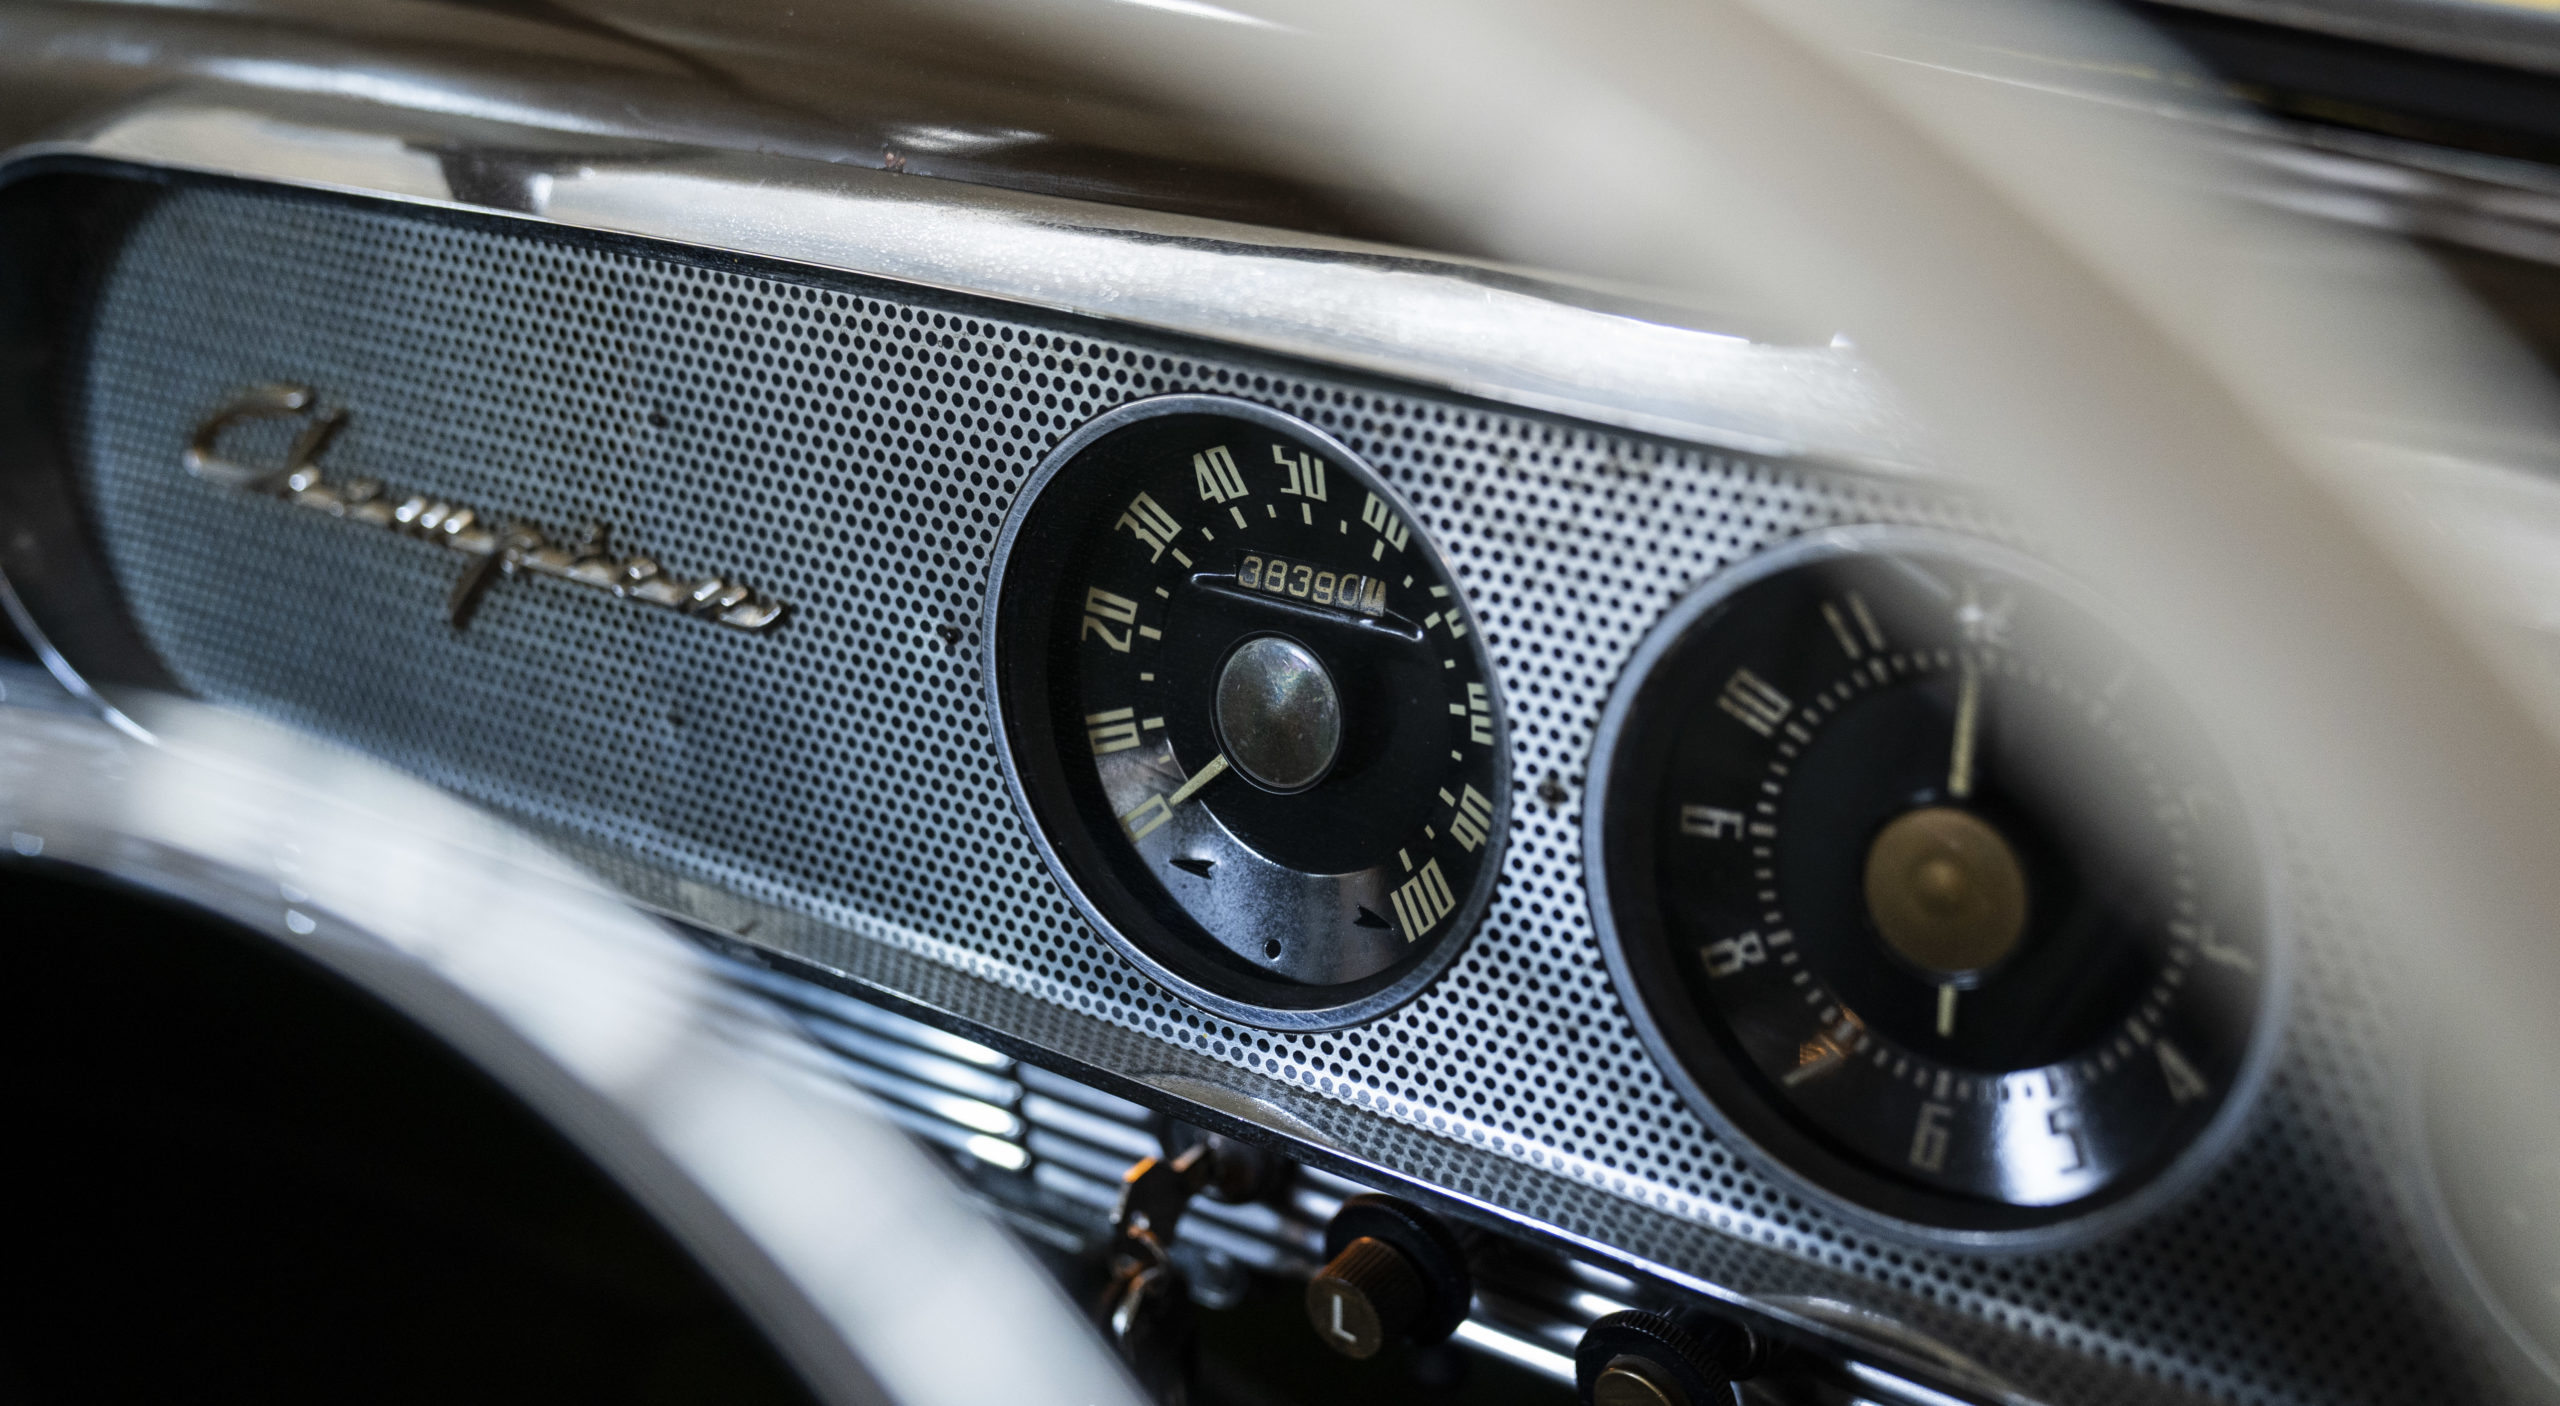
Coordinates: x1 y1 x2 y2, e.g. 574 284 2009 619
987 396 1507 1029
1588 527 2283 1245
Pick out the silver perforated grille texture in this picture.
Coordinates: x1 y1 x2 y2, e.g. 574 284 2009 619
65 182 2471 1404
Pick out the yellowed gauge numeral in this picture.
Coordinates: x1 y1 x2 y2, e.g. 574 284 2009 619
1957 580 2017 646
1701 931 1766 977
1081 587 1139 652
1821 591 1886 659
1360 492 1411 559
1115 492 1181 560
1119 794 1172 841
1716 667 1791 737
1274 444 1328 500
2155 1038 2211 1104
1389 858 1455 941
1449 784 1495 852
1679 804 1745 839
1465 683 1493 745
2048 1106 2090 1172
2174 918 2258 972
1084 707 1142 755
1193 445 1248 503
1908 1101 1954 1173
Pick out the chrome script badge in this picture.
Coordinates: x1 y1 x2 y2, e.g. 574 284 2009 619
184 384 786 632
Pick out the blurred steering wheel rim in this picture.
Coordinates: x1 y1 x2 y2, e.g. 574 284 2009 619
939 0 2560 1390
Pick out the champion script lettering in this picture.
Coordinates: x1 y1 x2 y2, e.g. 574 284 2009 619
183 384 788 633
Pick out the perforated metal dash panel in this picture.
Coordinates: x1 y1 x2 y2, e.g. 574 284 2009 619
61 178 2470 1405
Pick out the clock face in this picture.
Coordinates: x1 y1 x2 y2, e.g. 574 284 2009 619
1588 528 2281 1243
988 397 1507 1029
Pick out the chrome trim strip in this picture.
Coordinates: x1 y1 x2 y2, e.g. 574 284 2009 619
5 92 1924 472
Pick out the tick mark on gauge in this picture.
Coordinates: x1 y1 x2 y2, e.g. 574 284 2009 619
1302 503 1313 525
1230 507 1248 529
1155 587 1170 599
1171 549 1194 567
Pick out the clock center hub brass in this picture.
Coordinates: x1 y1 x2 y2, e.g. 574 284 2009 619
1863 805 2028 976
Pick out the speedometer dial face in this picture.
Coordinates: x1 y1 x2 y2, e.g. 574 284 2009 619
988 397 1507 1029
1588 528 2281 1244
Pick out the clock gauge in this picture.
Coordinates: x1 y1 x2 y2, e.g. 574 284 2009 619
1588 527 2282 1245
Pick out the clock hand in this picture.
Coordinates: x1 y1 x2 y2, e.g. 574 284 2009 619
1949 656 1981 801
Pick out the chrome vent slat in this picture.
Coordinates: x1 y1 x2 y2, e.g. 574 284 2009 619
1020 1092 1164 1163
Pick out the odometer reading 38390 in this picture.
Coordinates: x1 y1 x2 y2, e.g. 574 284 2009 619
988 397 1507 1029
1588 527 2282 1245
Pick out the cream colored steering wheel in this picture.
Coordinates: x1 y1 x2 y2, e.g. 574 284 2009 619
957 0 2560 1390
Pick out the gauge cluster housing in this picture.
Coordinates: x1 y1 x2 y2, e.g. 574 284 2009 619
0 49 2499 1401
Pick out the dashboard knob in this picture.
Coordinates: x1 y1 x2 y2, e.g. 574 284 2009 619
1306 1236 1422 1358
1575 1310 1766 1406
1305 1194 1471 1359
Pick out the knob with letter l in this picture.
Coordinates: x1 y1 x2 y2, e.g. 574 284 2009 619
1304 1194 1471 1359
1575 1310 1768 1406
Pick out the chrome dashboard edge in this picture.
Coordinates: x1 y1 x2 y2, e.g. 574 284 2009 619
0 89 1927 476
551 823 2041 1406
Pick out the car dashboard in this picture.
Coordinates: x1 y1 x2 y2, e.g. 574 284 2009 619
3 4 2556 1405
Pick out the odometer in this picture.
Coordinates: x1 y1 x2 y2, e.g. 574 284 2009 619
1588 527 2283 1245
988 397 1507 1029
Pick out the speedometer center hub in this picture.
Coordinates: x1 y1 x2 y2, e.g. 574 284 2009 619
1864 805 2027 977
1215 634 1342 793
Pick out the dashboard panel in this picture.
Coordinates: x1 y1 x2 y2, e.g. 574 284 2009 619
0 152 2482 1406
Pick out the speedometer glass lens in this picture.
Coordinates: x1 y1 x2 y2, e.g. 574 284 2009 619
1590 529 2278 1242
989 397 1507 1029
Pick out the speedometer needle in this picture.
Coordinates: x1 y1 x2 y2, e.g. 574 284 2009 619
1120 753 1233 841
1163 752 1231 810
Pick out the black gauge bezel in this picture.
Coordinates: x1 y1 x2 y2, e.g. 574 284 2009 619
1584 524 2290 1250
986 395 1509 1030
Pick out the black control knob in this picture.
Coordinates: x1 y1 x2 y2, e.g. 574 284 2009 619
1305 1194 1471 1359
1575 1310 1766 1406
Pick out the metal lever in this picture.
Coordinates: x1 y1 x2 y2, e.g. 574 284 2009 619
1096 1143 1217 1405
